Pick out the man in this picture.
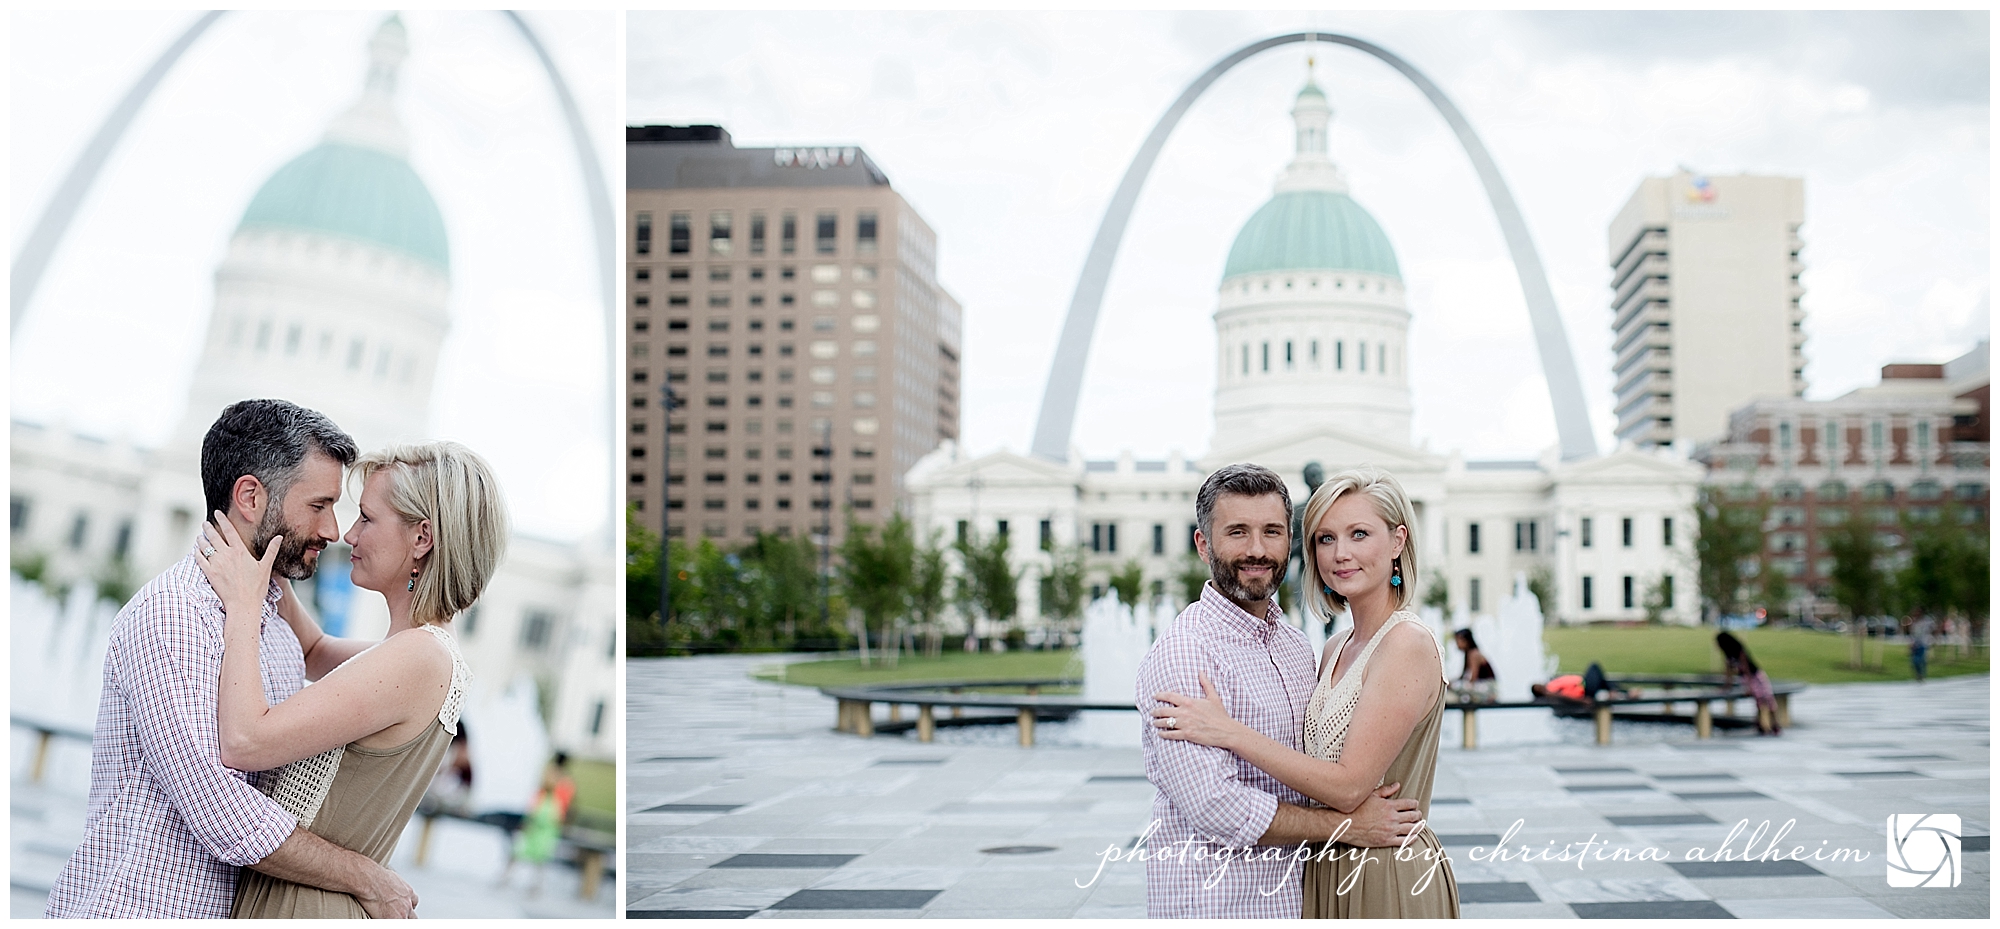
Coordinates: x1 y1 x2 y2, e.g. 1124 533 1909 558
46 399 418 919
1137 463 1421 918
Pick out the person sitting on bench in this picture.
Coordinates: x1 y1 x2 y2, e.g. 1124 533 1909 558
1449 629 1498 703
1529 663 1633 702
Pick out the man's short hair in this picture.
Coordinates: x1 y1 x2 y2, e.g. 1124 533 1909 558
201 399 358 516
1195 462 1292 540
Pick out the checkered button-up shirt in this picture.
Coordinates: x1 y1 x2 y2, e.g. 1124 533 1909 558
1138 582 1319 918
46 553 306 918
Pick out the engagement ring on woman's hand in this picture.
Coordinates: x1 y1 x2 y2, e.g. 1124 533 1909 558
1164 717 1177 729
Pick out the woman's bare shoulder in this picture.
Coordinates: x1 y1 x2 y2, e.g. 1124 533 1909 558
330 627 453 682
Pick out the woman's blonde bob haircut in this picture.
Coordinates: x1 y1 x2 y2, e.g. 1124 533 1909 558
351 441 509 627
1299 465 1418 620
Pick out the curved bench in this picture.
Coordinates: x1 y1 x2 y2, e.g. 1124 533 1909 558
819 679 1134 747
1448 675 1807 748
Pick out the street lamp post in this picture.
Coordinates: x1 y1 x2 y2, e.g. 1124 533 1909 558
659 384 682 627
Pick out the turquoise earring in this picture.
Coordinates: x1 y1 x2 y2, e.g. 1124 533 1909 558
1390 558 1403 588
1322 585 1333 595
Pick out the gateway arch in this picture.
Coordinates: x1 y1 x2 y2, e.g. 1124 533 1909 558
1029 32 1599 463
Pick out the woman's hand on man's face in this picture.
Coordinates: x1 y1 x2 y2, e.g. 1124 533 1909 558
194 510 280 625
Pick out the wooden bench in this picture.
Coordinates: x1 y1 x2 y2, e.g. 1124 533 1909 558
822 679 1133 748
1447 675 1805 748
10 715 94 783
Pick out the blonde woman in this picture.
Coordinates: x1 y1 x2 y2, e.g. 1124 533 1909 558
1152 466 1458 918
195 442 508 917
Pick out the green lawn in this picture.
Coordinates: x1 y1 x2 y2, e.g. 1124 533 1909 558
1544 625 1987 684
570 757 616 832
760 648 1081 688
762 629 1986 690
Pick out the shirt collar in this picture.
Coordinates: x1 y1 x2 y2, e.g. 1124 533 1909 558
1201 580 1284 637
180 548 286 608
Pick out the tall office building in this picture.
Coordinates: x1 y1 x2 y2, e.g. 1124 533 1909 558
1608 172 1807 449
626 126 962 545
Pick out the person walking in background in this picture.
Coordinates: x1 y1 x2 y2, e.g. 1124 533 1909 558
505 752 577 897
1715 632 1779 735
1450 629 1497 703
1909 616 1933 683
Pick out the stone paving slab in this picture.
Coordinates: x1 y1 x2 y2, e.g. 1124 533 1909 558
629 655 1988 919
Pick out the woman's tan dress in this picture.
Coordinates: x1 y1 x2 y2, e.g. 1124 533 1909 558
1301 611 1459 918
233 625 469 918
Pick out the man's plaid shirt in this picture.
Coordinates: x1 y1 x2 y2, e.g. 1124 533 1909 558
1137 582 1319 918
46 553 306 918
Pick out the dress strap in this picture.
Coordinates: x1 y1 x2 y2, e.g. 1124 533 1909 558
422 623 471 735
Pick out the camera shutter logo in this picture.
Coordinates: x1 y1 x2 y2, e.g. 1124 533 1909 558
1886 814 1960 888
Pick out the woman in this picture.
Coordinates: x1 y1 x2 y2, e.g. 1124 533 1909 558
1715 631 1779 735
1450 629 1497 704
1153 466 1458 918
196 442 508 917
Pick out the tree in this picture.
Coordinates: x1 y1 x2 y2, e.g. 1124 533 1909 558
1037 544 1088 646
1176 554 1210 606
954 531 1020 651
626 504 661 625
1526 565 1555 618
910 530 950 658
1696 487 1764 619
1899 504 1991 642
1825 512 1889 669
1641 573 1671 624
1421 570 1449 611
743 531 823 645
838 513 915 667
1108 559 1145 609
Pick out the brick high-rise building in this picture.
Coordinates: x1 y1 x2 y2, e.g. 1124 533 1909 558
626 125 962 545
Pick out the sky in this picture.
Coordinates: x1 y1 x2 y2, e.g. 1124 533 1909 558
629 10 1990 463
10 10 620 543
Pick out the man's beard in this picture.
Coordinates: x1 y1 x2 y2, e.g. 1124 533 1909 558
1211 554 1286 605
252 505 323 581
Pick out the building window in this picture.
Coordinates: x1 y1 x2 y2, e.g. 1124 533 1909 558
521 610 553 650
636 213 653 255
1514 520 1537 552
815 211 838 254
668 211 690 254
957 520 968 544
1359 341 1367 372
1618 517 1632 547
1469 577 1482 612
1379 343 1386 374
1040 519 1053 551
1662 517 1674 547
9 495 28 532
1261 342 1270 372
1336 340 1344 370
1582 576 1594 610
1622 575 1635 609
1870 420 1884 451
856 211 878 255
709 210 732 255
1285 341 1294 369
1778 421 1792 449
781 211 797 254
1661 575 1673 608
1241 344 1249 375
589 700 606 737
113 520 133 559
995 519 1009 539
1153 523 1165 555
1580 517 1593 548
749 212 766 255
1468 522 1480 554
1090 523 1102 552
68 511 88 550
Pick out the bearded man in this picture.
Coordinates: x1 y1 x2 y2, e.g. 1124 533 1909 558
1136 463 1420 918
47 399 418 918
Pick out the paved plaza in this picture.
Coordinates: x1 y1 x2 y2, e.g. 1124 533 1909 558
629 654 1988 919
8 735 615 919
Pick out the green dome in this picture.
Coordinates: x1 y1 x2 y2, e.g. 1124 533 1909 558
238 142 449 271
1222 190 1399 281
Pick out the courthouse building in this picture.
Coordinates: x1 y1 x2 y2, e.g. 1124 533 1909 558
906 74 1702 639
626 126 963 546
